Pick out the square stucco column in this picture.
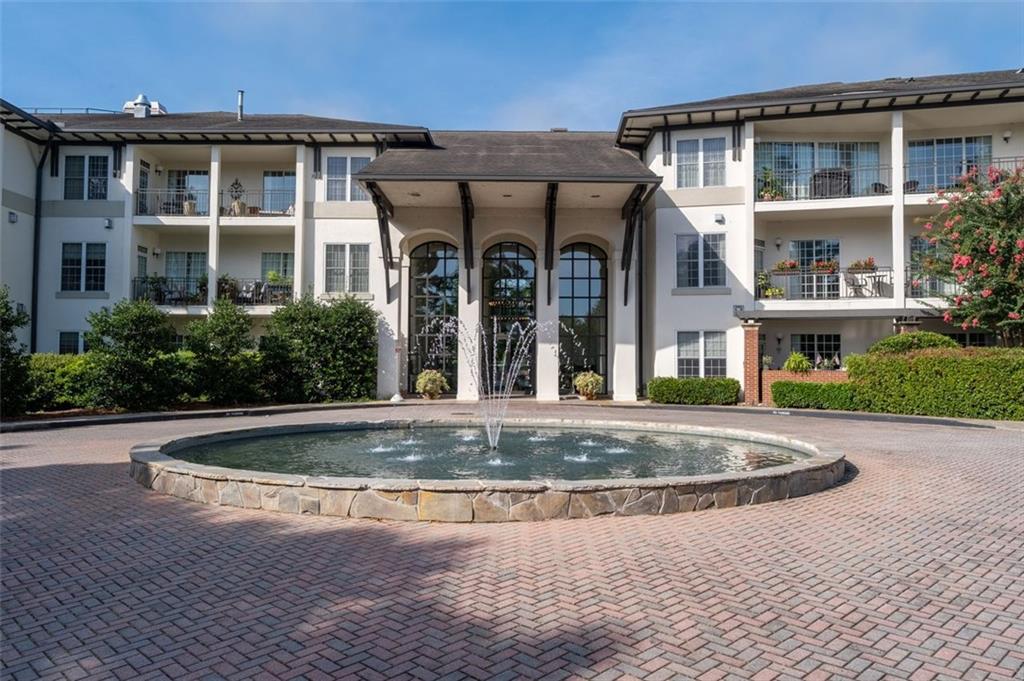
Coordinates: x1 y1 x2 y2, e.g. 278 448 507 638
377 249 401 400
207 145 221 307
534 256 560 401
292 145 306 299
742 321 762 405
611 250 637 401
457 252 481 401
120 144 136 300
891 111 907 307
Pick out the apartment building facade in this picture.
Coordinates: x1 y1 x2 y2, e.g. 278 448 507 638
2 69 1022 401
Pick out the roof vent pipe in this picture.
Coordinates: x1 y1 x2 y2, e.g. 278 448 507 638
237 90 244 121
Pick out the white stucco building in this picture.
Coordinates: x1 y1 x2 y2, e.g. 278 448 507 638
2 69 1022 402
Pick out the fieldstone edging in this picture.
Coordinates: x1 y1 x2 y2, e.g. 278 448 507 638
128 418 846 522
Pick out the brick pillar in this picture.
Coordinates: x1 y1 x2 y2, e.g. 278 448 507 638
742 321 762 405
896 319 921 334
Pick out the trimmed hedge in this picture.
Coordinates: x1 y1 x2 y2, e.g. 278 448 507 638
845 348 1024 420
26 354 92 412
771 381 859 411
647 377 740 405
868 331 959 354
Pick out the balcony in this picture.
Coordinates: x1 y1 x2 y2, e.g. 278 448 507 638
904 156 1024 194
136 189 210 217
906 268 960 299
219 190 296 217
131 277 294 307
756 266 894 301
756 165 892 202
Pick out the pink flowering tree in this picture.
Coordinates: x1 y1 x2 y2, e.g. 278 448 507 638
916 165 1024 346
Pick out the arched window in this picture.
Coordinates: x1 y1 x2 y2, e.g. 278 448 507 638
408 241 459 393
558 243 607 394
482 241 536 394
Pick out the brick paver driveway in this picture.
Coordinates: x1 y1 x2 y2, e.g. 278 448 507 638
2 404 1022 681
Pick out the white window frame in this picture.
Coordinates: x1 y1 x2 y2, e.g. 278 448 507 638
676 137 727 189
325 155 372 202
64 154 109 200
261 252 295 281
675 233 727 288
324 243 371 294
676 330 727 378
61 242 107 292
57 331 88 355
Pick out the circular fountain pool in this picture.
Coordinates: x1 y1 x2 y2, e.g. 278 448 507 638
129 419 845 522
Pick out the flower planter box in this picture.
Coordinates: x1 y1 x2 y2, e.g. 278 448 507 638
772 269 800 275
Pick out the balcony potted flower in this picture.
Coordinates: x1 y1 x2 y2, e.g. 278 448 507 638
847 257 877 273
812 259 839 274
772 259 800 275
756 271 786 298
758 168 787 201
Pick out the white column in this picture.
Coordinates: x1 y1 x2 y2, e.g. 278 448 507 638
207 145 221 307
293 145 306 299
612 249 638 401
121 144 136 300
534 255 560 401
742 122 757 306
891 111 906 307
377 248 401 400
457 251 481 401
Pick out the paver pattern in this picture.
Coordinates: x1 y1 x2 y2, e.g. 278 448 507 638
2 403 1023 681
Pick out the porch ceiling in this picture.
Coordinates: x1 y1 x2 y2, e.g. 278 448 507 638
372 180 639 209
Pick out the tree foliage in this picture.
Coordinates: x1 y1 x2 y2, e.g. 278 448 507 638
917 165 1024 345
0 286 31 416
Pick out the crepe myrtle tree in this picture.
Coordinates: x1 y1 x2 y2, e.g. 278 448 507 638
916 165 1024 346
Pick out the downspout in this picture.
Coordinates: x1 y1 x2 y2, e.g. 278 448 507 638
30 136 53 353
635 210 644 397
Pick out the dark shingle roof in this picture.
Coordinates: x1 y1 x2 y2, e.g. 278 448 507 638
358 131 659 183
618 68 1024 147
48 111 427 134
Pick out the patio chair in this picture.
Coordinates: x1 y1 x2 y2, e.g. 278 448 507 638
843 271 869 298
236 281 257 305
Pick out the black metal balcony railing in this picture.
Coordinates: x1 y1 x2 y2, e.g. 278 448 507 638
756 165 892 202
903 156 1024 194
132 277 294 306
220 190 296 217
756 266 894 300
136 189 210 216
905 268 960 298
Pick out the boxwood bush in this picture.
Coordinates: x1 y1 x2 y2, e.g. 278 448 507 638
26 353 92 412
845 348 1024 420
647 377 740 405
771 381 859 411
867 331 959 354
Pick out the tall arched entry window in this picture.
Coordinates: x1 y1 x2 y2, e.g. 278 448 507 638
482 241 536 394
558 243 607 394
407 241 459 393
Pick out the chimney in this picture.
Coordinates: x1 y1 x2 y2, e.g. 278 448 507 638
237 90 245 121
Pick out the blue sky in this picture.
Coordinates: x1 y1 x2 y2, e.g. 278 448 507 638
2 2 1022 131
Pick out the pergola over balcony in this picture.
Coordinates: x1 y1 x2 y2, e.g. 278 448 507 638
355 131 661 303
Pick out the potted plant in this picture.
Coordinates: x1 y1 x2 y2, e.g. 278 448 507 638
772 259 800 274
758 168 787 201
847 257 877 273
415 369 449 399
573 371 603 400
782 351 812 373
217 274 240 301
761 354 774 370
757 271 786 298
812 259 839 274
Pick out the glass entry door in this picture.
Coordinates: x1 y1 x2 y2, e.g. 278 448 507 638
481 242 536 394
408 241 459 393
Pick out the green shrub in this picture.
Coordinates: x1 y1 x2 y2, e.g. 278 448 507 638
262 296 379 402
415 369 449 399
26 354 92 411
647 377 741 405
185 300 262 404
771 381 859 411
845 348 1024 420
86 350 195 411
84 299 175 358
868 331 959 354
573 371 603 399
782 352 812 373
0 285 30 416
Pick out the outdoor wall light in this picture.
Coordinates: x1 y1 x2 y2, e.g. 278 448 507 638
774 237 782 250
155 164 164 176
1003 130 1013 144
776 333 784 344
104 218 113 229
153 248 161 258
714 213 725 224
7 211 16 224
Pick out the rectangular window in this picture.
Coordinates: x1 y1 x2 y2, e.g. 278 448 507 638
260 252 294 281
702 138 726 187
325 244 370 293
676 140 699 188
676 233 726 288
137 254 148 278
677 330 726 378
58 332 84 355
326 156 372 201
88 156 108 200
262 171 296 214
945 332 994 348
788 239 840 299
60 242 105 291
907 136 992 192
165 251 207 297
791 333 842 370
64 156 85 199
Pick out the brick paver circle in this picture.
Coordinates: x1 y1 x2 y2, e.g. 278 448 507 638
2 403 1022 680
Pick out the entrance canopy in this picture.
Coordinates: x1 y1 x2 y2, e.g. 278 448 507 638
356 131 661 302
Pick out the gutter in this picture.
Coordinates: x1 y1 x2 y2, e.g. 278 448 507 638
30 136 52 352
